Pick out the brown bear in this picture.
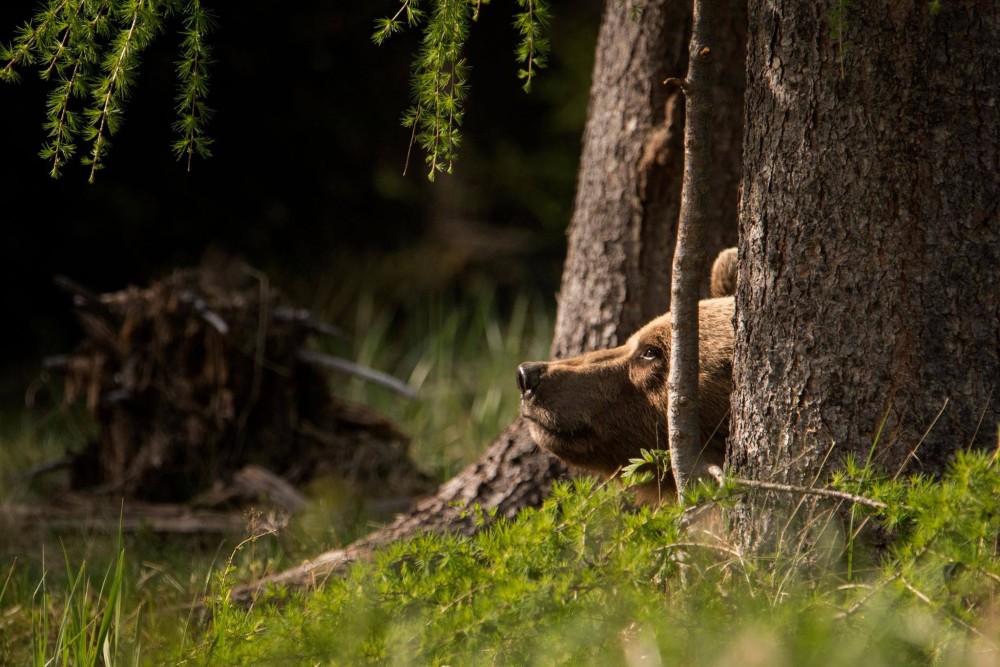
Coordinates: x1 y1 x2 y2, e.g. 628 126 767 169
517 248 737 502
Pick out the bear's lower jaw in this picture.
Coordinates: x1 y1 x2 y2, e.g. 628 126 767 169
522 414 573 438
523 416 596 464
520 405 592 437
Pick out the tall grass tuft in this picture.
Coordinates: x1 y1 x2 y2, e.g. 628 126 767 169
27 534 130 667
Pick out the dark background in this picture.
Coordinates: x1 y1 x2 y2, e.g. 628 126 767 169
0 1 601 401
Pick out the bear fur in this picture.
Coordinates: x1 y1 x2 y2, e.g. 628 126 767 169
709 247 738 299
517 249 737 501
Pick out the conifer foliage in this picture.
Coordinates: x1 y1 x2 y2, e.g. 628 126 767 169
0 0 214 181
373 0 551 180
2 1 550 181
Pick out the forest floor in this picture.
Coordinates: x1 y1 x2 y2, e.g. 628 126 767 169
0 287 553 664
2 286 1000 665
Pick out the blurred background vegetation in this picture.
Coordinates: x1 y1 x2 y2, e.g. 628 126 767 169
0 4 602 658
0 0 602 406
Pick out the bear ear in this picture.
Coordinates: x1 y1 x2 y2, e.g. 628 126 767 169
709 247 738 298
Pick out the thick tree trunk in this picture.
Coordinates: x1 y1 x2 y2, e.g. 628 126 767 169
552 0 690 356
730 1 1000 551
233 0 746 602
553 0 744 356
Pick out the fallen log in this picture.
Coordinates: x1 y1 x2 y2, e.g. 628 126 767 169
298 350 416 399
1 501 246 534
193 464 310 513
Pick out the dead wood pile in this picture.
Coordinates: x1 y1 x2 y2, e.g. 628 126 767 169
45 267 429 504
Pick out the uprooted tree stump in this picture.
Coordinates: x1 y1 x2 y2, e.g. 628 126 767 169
44 266 429 504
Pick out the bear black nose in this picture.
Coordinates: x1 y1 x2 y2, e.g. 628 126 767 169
517 362 544 396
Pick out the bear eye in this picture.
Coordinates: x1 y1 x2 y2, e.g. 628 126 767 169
639 346 661 361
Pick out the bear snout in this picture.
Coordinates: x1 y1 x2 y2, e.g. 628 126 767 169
517 362 545 397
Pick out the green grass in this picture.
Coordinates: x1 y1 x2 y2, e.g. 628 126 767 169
4 287 1000 666
35 538 127 666
324 285 553 476
176 448 1000 666
0 286 553 664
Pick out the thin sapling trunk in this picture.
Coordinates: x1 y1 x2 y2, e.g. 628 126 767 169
667 0 719 495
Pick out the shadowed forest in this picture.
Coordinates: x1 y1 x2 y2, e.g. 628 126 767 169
0 0 599 392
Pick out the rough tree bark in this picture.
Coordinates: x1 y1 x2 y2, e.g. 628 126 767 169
232 0 746 603
551 0 689 356
730 1 1000 551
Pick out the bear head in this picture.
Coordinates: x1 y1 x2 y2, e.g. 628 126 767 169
517 249 737 499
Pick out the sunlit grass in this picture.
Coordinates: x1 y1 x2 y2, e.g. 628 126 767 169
4 279 1000 665
326 285 552 477
0 286 555 664
39 540 128 666
177 452 1000 666
5 280 1000 665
